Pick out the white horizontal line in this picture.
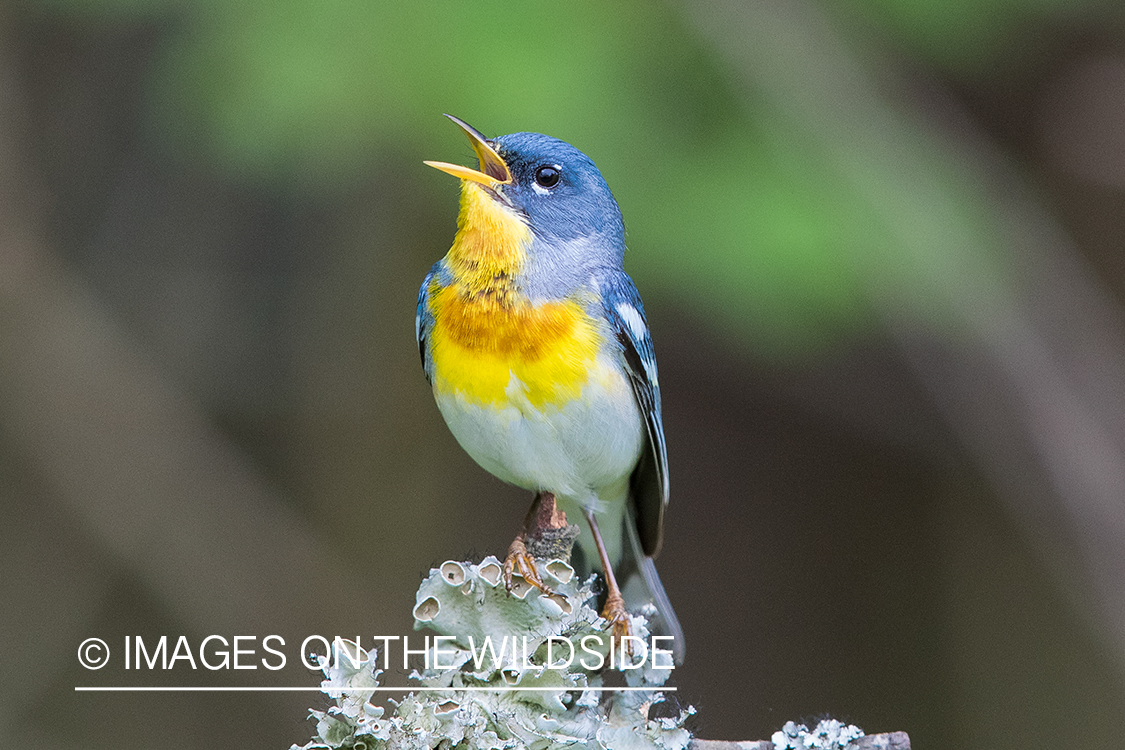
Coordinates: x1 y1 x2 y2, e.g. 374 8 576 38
74 686 674 692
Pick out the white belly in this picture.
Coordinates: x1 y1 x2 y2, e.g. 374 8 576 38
433 354 644 511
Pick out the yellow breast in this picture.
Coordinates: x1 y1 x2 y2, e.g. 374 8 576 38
428 287 602 408
428 181 602 408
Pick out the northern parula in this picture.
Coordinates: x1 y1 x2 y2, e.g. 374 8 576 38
417 115 683 662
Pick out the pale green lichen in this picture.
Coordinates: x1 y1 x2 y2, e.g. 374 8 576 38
291 556 693 750
770 719 864 750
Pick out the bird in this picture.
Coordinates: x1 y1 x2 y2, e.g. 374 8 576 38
416 114 684 664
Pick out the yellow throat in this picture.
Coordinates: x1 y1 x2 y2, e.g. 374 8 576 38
444 181 531 295
427 181 602 408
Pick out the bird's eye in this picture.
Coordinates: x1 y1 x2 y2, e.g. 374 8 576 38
535 165 561 188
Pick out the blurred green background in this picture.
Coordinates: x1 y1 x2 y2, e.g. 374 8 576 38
3 0 1125 747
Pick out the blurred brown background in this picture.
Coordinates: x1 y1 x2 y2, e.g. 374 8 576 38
2 0 1124 748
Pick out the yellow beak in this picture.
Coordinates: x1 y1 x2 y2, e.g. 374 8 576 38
424 114 512 187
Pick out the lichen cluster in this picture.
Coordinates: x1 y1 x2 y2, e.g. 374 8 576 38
291 556 693 750
770 719 864 750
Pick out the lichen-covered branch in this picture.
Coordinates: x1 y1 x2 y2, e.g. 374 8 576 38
289 557 909 750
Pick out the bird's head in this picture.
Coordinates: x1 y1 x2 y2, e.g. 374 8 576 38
426 115 625 258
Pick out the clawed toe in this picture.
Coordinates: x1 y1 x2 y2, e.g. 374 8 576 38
503 536 555 596
602 592 635 656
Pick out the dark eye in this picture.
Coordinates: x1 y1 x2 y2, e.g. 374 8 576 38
535 165 561 188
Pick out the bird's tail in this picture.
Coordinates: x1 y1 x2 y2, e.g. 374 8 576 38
620 505 686 665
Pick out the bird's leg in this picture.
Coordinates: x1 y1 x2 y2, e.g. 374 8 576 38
584 509 634 652
503 492 556 596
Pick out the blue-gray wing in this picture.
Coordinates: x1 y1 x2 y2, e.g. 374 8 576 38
601 272 669 557
416 265 439 384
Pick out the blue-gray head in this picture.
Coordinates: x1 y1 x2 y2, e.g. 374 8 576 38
425 115 625 259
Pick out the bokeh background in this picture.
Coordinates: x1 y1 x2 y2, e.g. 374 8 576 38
3 0 1125 747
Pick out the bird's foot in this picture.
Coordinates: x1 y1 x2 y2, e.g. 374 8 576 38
503 536 556 596
602 591 635 657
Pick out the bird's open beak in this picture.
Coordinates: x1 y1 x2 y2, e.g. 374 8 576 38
424 114 512 187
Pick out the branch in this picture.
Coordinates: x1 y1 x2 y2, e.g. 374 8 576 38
290 557 909 750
